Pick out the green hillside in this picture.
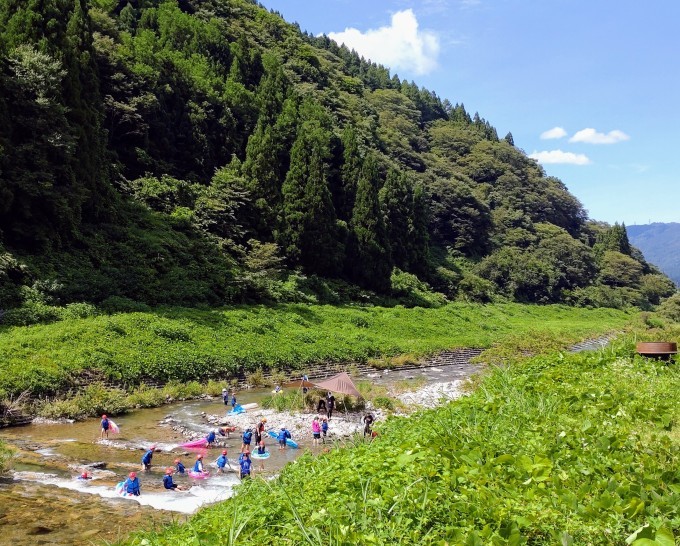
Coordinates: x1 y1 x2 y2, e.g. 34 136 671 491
0 0 675 315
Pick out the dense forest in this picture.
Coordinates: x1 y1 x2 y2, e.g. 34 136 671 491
0 0 675 322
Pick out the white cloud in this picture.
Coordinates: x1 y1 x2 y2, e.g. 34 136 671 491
540 126 567 140
328 10 439 75
529 150 591 165
569 128 630 144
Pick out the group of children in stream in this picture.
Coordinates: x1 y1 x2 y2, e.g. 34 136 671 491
113 388 368 498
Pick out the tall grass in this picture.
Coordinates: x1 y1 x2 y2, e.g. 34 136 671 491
0 303 633 398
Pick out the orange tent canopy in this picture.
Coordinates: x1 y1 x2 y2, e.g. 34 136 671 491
312 372 362 398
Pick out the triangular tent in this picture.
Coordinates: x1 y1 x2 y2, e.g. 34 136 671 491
313 372 362 398
284 379 316 389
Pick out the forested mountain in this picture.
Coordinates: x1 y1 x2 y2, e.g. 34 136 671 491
627 223 680 286
0 0 675 319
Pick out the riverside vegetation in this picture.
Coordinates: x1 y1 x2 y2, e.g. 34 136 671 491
0 303 632 418
123 334 680 546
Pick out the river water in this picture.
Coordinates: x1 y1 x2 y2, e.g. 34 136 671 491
0 388 299 545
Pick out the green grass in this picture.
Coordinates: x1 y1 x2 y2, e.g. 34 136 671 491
122 335 680 546
0 303 632 398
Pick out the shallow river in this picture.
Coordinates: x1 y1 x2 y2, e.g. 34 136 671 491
0 388 300 545
0 360 485 546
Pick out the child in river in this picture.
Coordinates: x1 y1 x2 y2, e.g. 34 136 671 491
141 445 156 471
193 454 205 473
100 414 110 439
311 416 321 446
238 450 252 479
174 458 186 474
277 427 291 450
321 417 329 443
241 428 253 452
163 468 178 490
255 440 267 471
123 472 140 496
205 430 216 447
216 450 229 473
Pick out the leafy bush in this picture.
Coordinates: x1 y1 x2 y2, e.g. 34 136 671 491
245 368 266 387
126 383 167 408
457 272 496 303
38 383 128 420
1 302 62 326
59 302 98 320
390 269 448 308
657 293 680 322
372 396 395 410
262 390 311 412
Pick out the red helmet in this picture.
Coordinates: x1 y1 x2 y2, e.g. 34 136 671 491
243 450 250 456
165 467 173 475
150 445 157 451
174 459 180 464
222 450 227 455
102 414 107 418
81 472 88 478
129 472 136 478
196 454 203 459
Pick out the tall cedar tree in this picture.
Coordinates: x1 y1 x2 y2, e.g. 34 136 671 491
242 57 292 237
348 154 392 291
338 125 362 220
279 101 342 275
379 168 413 270
409 183 430 274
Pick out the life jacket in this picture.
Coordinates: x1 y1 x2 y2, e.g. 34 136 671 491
193 460 203 473
176 462 185 474
239 457 251 474
163 475 175 489
242 430 252 443
142 450 153 465
125 477 140 495
217 455 227 468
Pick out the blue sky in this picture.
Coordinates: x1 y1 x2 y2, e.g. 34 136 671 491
260 0 680 226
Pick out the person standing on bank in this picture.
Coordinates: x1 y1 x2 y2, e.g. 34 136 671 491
327 392 335 420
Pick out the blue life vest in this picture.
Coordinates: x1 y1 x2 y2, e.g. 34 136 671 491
125 477 140 495
216 455 227 468
142 450 153 465
176 462 185 474
163 475 175 489
239 457 251 474
242 430 252 443
193 460 203 473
